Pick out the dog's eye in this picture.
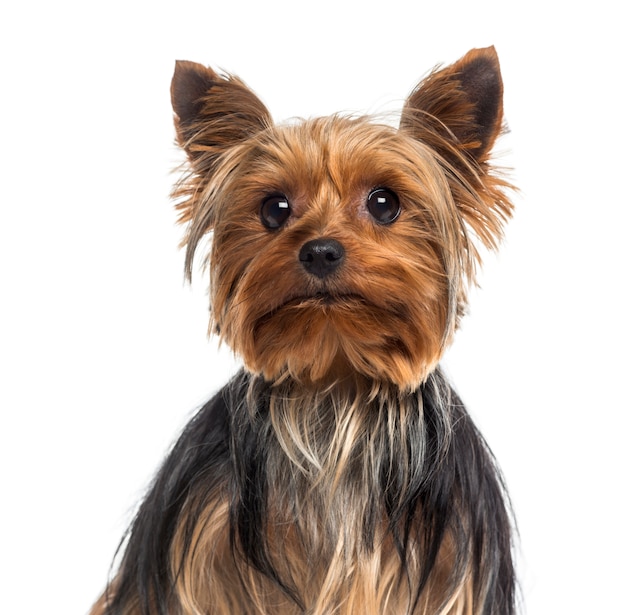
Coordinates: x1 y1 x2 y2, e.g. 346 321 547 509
366 188 401 224
260 194 291 229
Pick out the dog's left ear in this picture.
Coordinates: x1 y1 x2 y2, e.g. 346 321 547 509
400 46 503 164
401 47 513 252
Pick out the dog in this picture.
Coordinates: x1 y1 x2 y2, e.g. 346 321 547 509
92 46 516 614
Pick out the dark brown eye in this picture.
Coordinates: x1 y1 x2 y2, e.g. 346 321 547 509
260 194 291 229
366 188 400 224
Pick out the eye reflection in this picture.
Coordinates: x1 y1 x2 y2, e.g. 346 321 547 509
366 188 401 224
260 194 291 229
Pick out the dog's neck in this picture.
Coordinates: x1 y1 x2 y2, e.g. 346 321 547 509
237 370 453 496
223 369 461 611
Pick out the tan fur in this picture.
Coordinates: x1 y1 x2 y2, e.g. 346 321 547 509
151 382 479 614
91 47 515 615
177 116 511 392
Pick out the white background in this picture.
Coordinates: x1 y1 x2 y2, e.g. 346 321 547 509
1 1 624 614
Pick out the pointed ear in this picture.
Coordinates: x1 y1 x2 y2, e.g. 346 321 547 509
171 60 272 162
170 61 272 226
400 46 504 164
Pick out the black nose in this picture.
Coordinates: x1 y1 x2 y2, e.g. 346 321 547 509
299 238 345 279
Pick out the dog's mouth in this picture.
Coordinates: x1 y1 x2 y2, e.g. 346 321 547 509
254 291 370 326
278 292 368 309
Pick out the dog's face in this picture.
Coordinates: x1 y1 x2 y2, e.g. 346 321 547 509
171 48 512 390
187 118 459 388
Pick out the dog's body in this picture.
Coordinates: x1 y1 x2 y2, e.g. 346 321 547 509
93 47 516 614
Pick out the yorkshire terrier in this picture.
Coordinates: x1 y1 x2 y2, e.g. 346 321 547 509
93 46 516 614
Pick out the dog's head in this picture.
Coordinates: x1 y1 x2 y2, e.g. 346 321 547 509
170 47 513 390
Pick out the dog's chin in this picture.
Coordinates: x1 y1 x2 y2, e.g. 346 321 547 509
233 295 436 391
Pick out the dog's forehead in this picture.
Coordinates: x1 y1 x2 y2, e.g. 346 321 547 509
269 115 404 156
246 116 437 192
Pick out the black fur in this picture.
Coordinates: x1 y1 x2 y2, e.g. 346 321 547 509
105 369 515 614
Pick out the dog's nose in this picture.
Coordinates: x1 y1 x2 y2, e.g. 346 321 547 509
299 238 345 278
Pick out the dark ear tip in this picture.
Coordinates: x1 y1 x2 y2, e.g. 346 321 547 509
172 60 212 80
453 46 504 158
455 46 502 88
457 46 502 84
171 61 217 124
463 46 499 66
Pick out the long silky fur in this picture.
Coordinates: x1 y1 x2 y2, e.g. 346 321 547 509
99 369 514 615
93 46 518 615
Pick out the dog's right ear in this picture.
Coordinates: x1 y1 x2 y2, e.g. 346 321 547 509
171 60 272 164
170 62 272 226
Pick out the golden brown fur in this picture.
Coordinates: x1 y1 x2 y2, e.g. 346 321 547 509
174 49 512 393
92 47 517 615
